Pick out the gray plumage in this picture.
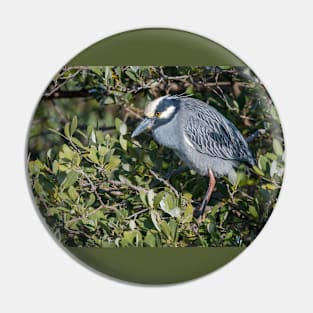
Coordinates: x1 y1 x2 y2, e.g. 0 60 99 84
132 95 255 215
132 95 254 183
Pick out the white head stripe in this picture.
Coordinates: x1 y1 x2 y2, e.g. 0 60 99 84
159 105 175 119
144 96 166 117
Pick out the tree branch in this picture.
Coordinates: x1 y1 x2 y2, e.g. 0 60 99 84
108 180 148 193
45 70 81 97
149 169 179 198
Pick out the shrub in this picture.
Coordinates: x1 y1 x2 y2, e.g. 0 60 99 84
27 66 284 247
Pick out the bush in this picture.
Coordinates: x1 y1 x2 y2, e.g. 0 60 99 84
27 66 284 247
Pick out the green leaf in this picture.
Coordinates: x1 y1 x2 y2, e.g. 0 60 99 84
144 231 156 247
104 149 114 163
70 116 77 135
86 194 96 207
169 207 181 218
99 146 109 156
207 221 216 234
258 155 269 172
104 66 111 81
122 163 131 172
168 220 178 241
253 165 264 176
91 130 96 143
153 191 165 209
119 135 127 151
47 206 69 216
28 160 43 175
159 193 179 217
71 137 85 149
90 66 103 76
270 160 277 177
87 125 93 138
96 131 105 145
150 210 161 232
270 106 280 121
248 206 259 219
88 147 99 164
224 231 233 240
185 85 194 95
115 118 122 131
119 123 127 135
68 185 78 201
125 70 137 81
34 178 44 195
139 190 148 207
160 221 172 240
62 171 80 190
273 138 283 156
105 156 121 171
261 183 278 190
182 203 193 223
147 190 155 208
60 144 74 160
129 220 136 230
104 96 114 104
64 122 70 137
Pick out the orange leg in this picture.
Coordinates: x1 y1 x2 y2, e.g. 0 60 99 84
199 169 216 217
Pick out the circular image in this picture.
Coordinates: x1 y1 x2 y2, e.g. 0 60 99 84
27 29 284 284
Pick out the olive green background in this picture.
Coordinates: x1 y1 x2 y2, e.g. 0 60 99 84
68 28 246 66
69 247 244 284
63 28 248 284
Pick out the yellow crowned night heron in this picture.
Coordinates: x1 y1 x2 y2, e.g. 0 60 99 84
131 95 255 217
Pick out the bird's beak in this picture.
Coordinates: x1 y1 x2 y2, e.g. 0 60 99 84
131 117 155 138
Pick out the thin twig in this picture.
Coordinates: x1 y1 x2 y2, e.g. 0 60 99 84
127 208 149 220
213 72 233 111
45 70 81 97
124 106 143 120
109 180 148 193
66 203 117 225
149 169 179 198
77 169 105 207
159 68 190 81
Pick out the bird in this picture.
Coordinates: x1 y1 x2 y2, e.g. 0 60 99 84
131 95 255 217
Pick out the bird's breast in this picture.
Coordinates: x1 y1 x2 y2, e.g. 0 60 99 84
152 117 181 150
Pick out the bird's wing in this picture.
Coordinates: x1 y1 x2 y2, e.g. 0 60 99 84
183 104 253 164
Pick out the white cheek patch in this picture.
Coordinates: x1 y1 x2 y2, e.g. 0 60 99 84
159 105 175 119
145 96 166 118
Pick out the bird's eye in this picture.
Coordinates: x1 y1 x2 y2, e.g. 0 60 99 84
155 111 161 117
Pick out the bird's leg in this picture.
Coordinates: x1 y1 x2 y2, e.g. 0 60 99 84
198 169 216 217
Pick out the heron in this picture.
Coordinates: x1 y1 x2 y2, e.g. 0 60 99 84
131 95 255 217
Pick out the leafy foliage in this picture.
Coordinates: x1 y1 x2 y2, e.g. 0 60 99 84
27 66 284 247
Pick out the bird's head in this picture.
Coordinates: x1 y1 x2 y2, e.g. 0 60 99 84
131 96 180 137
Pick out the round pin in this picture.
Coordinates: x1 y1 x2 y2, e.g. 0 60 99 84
27 28 284 284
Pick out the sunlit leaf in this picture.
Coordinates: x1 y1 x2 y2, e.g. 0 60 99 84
70 116 77 136
62 171 79 190
273 138 284 156
64 122 70 137
120 123 127 135
150 210 161 232
119 135 127 151
125 70 137 81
